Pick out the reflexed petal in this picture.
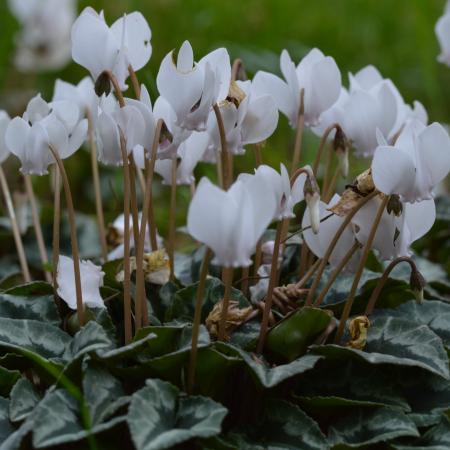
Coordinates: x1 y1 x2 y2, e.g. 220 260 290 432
0 112 11 164
177 40 194 72
372 145 416 196
198 47 231 101
404 199 436 243
5 117 28 161
97 112 121 166
436 14 450 65
24 94 51 124
351 65 383 90
241 95 279 144
67 119 88 157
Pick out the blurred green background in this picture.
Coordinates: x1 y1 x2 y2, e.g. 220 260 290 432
0 0 448 258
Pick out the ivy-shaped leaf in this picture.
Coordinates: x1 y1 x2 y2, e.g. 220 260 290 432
9 378 41 423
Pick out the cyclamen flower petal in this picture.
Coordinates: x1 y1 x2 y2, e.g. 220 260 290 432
436 8 450 66
57 255 105 310
157 41 231 131
353 196 436 261
187 177 276 268
372 121 450 203
0 112 11 164
302 194 360 271
154 132 209 185
72 7 151 91
253 48 341 128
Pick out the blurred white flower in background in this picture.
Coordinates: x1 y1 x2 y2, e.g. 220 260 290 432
8 0 77 72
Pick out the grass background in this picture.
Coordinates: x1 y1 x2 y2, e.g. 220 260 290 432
0 0 448 239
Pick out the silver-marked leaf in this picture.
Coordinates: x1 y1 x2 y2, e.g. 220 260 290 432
9 378 41 423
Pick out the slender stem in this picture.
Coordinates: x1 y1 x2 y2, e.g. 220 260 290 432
168 157 177 281
128 65 141 99
213 103 230 189
322 143 335 195
216 154 223 188
254 143 263 168
87 110 108 262
52 166 61 291
296 257 322 289
128 155 141 251
231 58 246 81
105 71 126 108
312 123 340 175
314 242 360 307
253 239 263 280
136 164 146 197
217 267 234 341
290 89 305 175
298 241 309 278
187 248 212 394
241 266 250 297
324 169 340 202
48 146 84 326
136 120 163 328
24 174 51 283
0 166 31 282
305 191 378 306
334 196 389 343
365 256 418 315
119 134 133 342
256 220 284 353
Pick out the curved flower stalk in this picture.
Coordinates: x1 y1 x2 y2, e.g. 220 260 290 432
436 1 450 66
72 7 152 91
8 0 76 72
302 194 360 271
5 94 87 175
352 195 436 261
253 48 341 128
154 132 209 185
57 255 105 310
157 41 231 131
372 120 450 203
203 80 279 161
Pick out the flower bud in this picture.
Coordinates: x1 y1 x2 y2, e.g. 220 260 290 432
94 71 112 97
303 173 321 234
337 147 349 178
387 194 403 217
410 269 426 304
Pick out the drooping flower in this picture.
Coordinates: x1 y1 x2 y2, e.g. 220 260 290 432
0 112 11 164
96 100 145 166
5 94 87 175
8 0 76 72
71 7 152 91
371 120 450 203
57 255 105 310
156 41 231 131
436 1 450 66
187 177 276 268
204 79 279 160
302 194 360 271
253 48 341 127
154 132 210 185
352 195 436 261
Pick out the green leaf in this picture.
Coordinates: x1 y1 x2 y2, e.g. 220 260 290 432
165 277 250 322
312 316 450 379
9 378 41 423
374 300 450 347
245 400 329 450
392 416 450 450
82 360 127 426
0 367 20 397
0 292 59 325
4 282 53 296
328 407 419 447
0 397 14 443
68 321 113 360
127 379 227 450
215 342 323 388
265 307 333 362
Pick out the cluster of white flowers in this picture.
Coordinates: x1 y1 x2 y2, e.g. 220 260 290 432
0 5 449 312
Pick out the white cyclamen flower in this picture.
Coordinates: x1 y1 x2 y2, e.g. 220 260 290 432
253 48 341 127
0 111 11 164
154 132 210 185
205 79 279 159
72 7 152 91
97 101 145 166
8 0 76 72
5 95 87 175
302 194 360 271
57 255 105 310
157 40 231 131
436 2 450 66
372 120 450 203
353 196 436 261
187 177 276 268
